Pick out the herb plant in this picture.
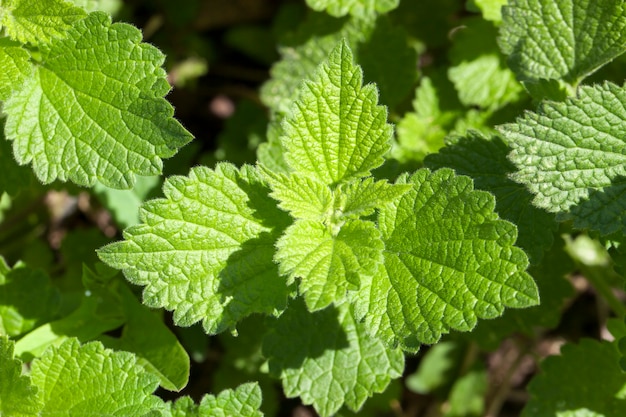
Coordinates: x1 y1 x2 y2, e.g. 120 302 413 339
1 0 626 415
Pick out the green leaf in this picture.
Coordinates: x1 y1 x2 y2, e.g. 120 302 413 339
425 131 557 264
337 178 411 219
0 37 30 101
67 0 122 14
499 0 626 87
168 383 263 417
523 339 626 417
94 175 161 228
276 219 383 310
0 337 42 416
281 41 392 185
499 82 626 235
3 12 192 189
98 163 291 334
472 0 507 22
100 282 190 392
0 0 86 45
263 299 404 417
31 338 165 415
305 0 399 18
0 118 33 195
353 168 538 351
0 258 60 337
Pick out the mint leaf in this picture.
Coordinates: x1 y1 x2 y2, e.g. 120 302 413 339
281 41 392 185
168 383 262 417
337 178 411 219
263 300 404 417
523 339 626 417
275 219 383 310
31 338 165 415
353 169 538 351
499 82 626 235
0 0 86 45
262 171 333 220
305 0 399 17
100 282 190 392
0 337 42 415
425 131 557 264
0 37 30 101
4 12 192 189
499 0 626 87
0 258 60 337
98 164 290 334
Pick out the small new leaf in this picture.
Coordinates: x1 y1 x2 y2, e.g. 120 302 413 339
500 82 626 235
0 337 42 416
337 178 411 219
263 300 404 417
31 338 165 414
99 164 290 334
275 219 383 311
0 0 86 45
281 41 392 185
353 169 538 351
499 0 626 87
4 12 192 189
306 0 399 17
168 383 263 417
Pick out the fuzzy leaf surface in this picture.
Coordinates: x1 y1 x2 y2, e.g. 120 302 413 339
168 383 262 417
523 339 626 417
31 338 164 415
337 178 411 219
262 170 333 220
0 337 42 416
305 0 399 17
353 169 538 351
500 82 626 234
264 300 404 417
282 41 392 185
98 164 290 334
275 219 383 310
425 131 556 264
0 0 86 45
499 0 626 86
0 37 30 101
3 12 192 189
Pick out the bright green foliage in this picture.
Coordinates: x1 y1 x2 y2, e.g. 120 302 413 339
98 164 291 334
352 169 539 351
0 119 32 195
472 0 507 22
31 338 165 415
167 383 263 417
499 0 626 89
337 178 411 219
94 176 161 228
263 171 333 220
425 131 556 264
281 41 391 185
275 219 383 310
68 0 122 13
3 12 192 189
0 337 42 416
263 299 404 417
305 0 399 17
0 258 60 337
500 82 626 234
0 38 30 101
0 0 86 44
523 339 626 417
448 19 522 111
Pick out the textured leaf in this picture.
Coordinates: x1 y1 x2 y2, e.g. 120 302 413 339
0 337 42 416
425 131 557 263
0 37 30 101
523 339 626 417
473 0 507 22
337 178 411 220
31 338 165 415
305 0 399 18
499 0 626 86
168 383 263 417
353 168 538 351
0 258 60 337
275 219 383 310
0 0 86 45
98 164 290 334
263 299 404 417
499 82 626 235
3 12 192 189
281 41 392 185
67 0 122 14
